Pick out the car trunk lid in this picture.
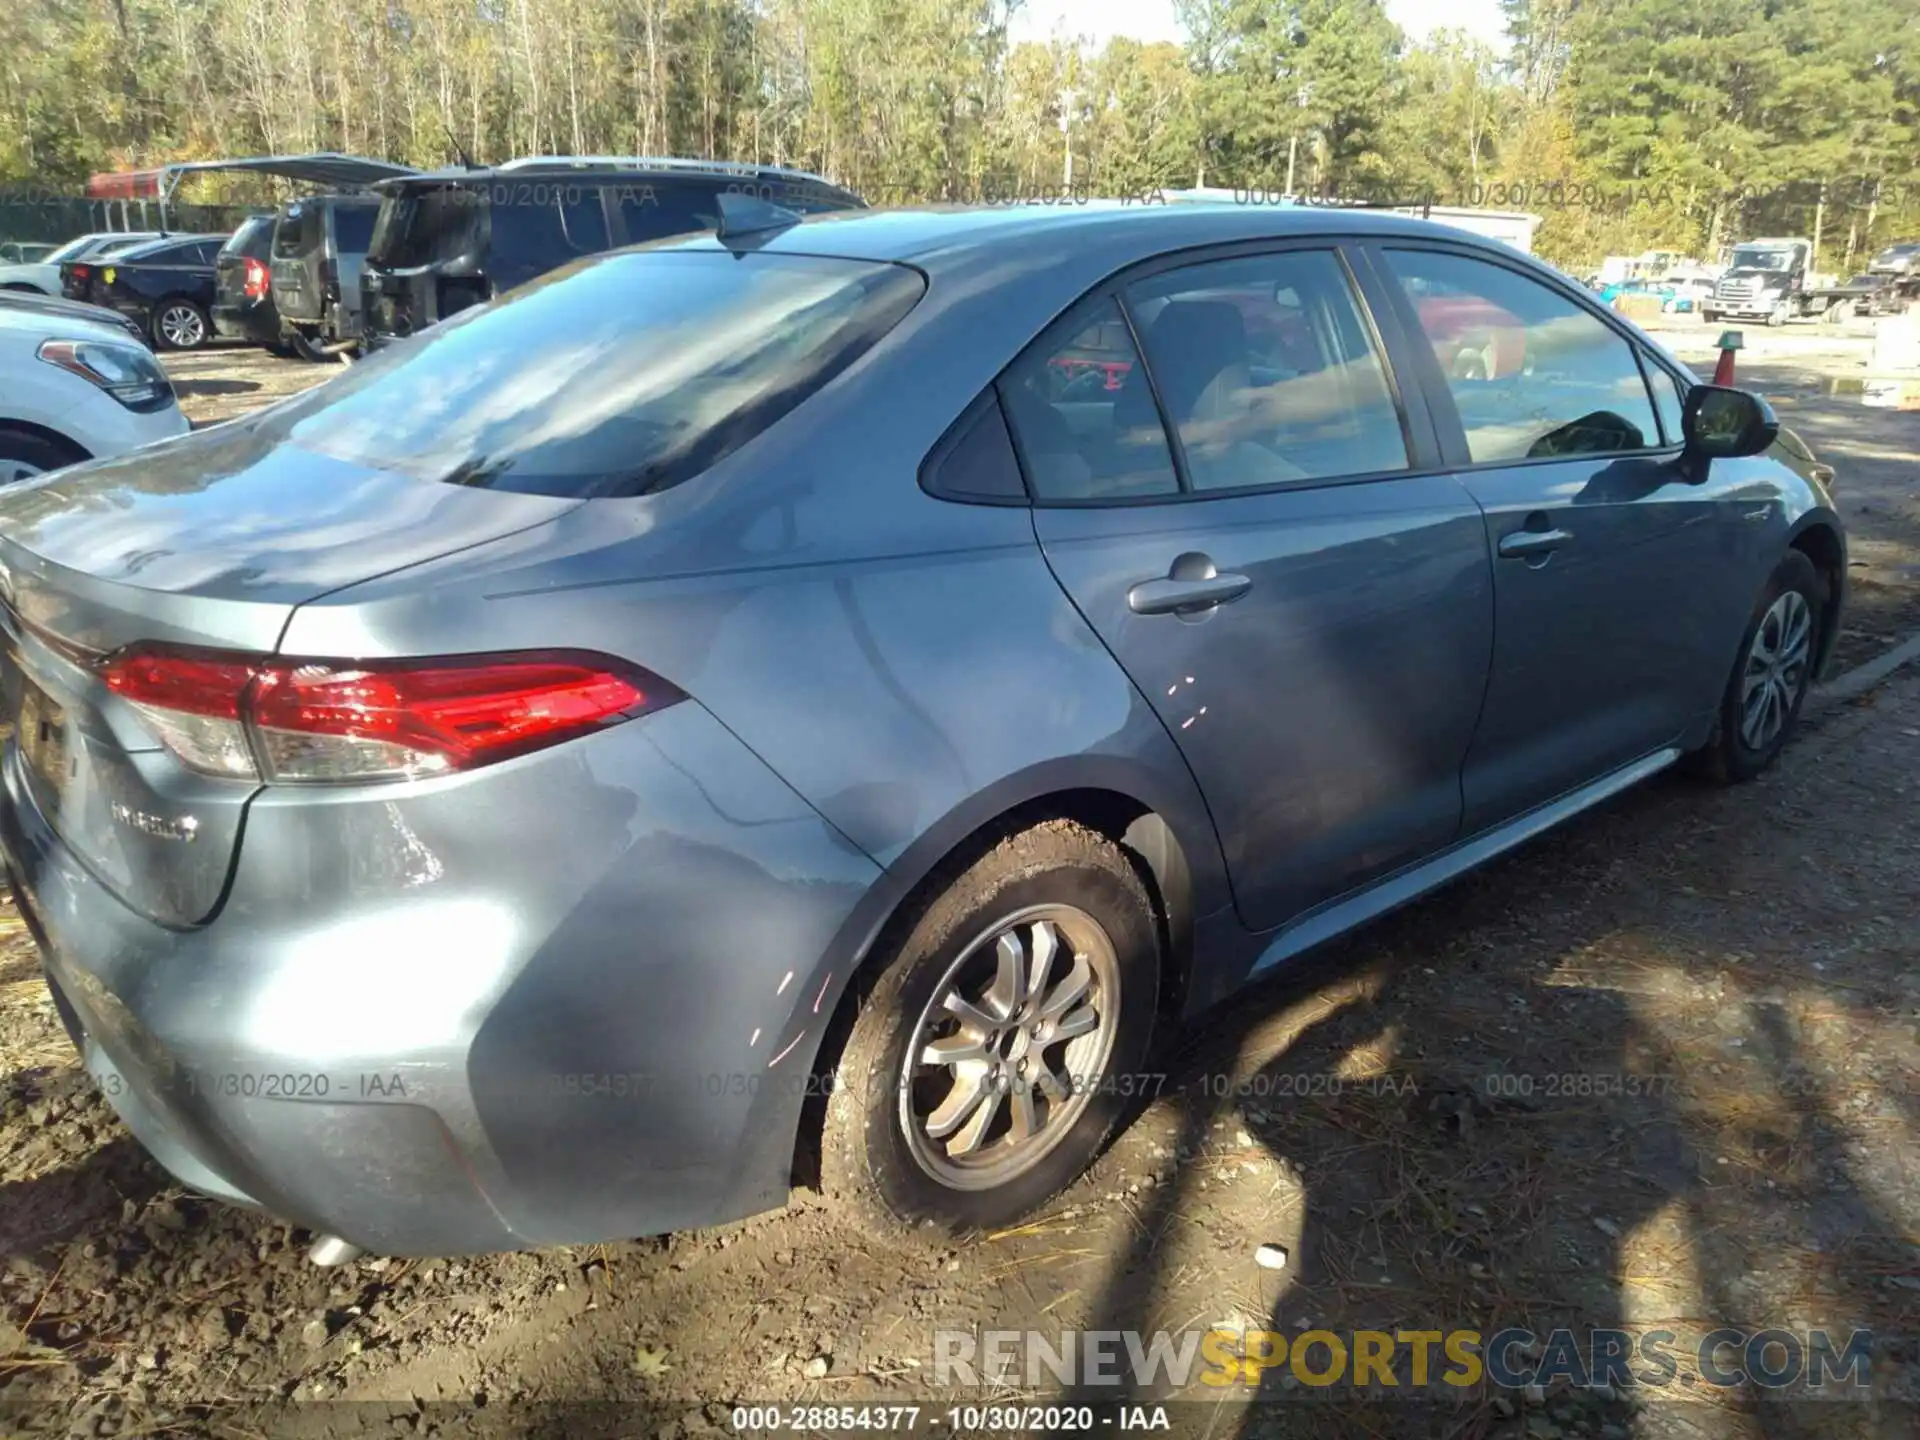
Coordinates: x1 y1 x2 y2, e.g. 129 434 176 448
0 422 579 927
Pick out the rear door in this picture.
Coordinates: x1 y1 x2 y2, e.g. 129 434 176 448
270 201 324 320
1020 243 1495 933
329 201 379 328
361 185 486 340
1370 243 1762 832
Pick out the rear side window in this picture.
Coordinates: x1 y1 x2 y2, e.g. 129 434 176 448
1124 251 1407 490
270 251 925 497
273 204 313 257
614 184 721 246
486 187 612 282
1000 298 1179 501
922 392 1027 503
1385 249 1661 464
333 205 378 253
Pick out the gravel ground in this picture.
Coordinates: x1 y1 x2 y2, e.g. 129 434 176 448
0 331 1915 1437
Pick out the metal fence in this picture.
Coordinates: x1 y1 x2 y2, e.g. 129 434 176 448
0 192 263 247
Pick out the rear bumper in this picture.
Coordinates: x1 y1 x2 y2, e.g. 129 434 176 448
1 701 892 1254
212 303 280 345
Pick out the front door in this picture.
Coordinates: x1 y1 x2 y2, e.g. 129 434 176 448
1371 244 1763 831
1008 245 1495 933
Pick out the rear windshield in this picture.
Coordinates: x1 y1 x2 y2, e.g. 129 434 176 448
264 250 925 497
222 216 276 260
95 235 158 259
367 187 481 269
45 236 106 264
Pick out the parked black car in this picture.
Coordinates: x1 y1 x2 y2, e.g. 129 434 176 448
270 192 381 360
212 215 283 350
359 157 866 346
70 234 224 350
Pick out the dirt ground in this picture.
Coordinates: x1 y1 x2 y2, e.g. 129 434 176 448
0 325 1917 1437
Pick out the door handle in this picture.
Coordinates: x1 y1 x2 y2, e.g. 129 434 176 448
1128 552 1252 616
1497 526 1572 560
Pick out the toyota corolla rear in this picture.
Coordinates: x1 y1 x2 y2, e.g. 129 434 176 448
0 242 928 1254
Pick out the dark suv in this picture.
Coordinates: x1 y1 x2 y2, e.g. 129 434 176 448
359 157 866 346
270 193 382 360
212 215 283 349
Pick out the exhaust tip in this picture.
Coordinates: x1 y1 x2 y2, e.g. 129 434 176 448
308 1235 367 1267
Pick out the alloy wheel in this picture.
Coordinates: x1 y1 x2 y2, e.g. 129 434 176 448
899 904 1121 1191
159 304 205 348
0 458 44 486
1739 589 1813 751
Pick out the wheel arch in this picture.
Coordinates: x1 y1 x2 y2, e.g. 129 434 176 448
1787 518 1846 678
789 776 1209 1189
0 418 91 466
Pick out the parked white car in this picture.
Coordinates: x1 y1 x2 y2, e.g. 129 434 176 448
0 302 189 484
0 231 163 297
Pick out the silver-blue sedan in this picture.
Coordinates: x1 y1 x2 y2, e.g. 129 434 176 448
0 201 1844 1257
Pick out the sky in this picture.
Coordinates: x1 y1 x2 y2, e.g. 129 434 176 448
1007 0 1512 53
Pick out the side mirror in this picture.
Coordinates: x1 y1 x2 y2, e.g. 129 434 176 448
1681 384 1778 474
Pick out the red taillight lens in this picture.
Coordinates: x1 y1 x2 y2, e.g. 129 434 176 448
102 649 261 778
242 257 268 299
72 264 90 280
99 647 678 783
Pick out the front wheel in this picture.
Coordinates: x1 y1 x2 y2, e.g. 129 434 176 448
821 821 1160 1235
0 425 87 486
152 298 209 350
1690 551 1822 784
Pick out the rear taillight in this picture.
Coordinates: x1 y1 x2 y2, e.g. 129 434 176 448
242 257 268 299
71 264 90 281
100 646 679 784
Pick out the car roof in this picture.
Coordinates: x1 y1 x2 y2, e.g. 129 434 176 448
108 233 226 261
653 201 1541 275
384 156 852 193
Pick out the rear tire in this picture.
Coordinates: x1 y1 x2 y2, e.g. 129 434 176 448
1689 551 1822 784
0 425 86 486
820 821 1160 1236
152 297 209 351
288 330 329 363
